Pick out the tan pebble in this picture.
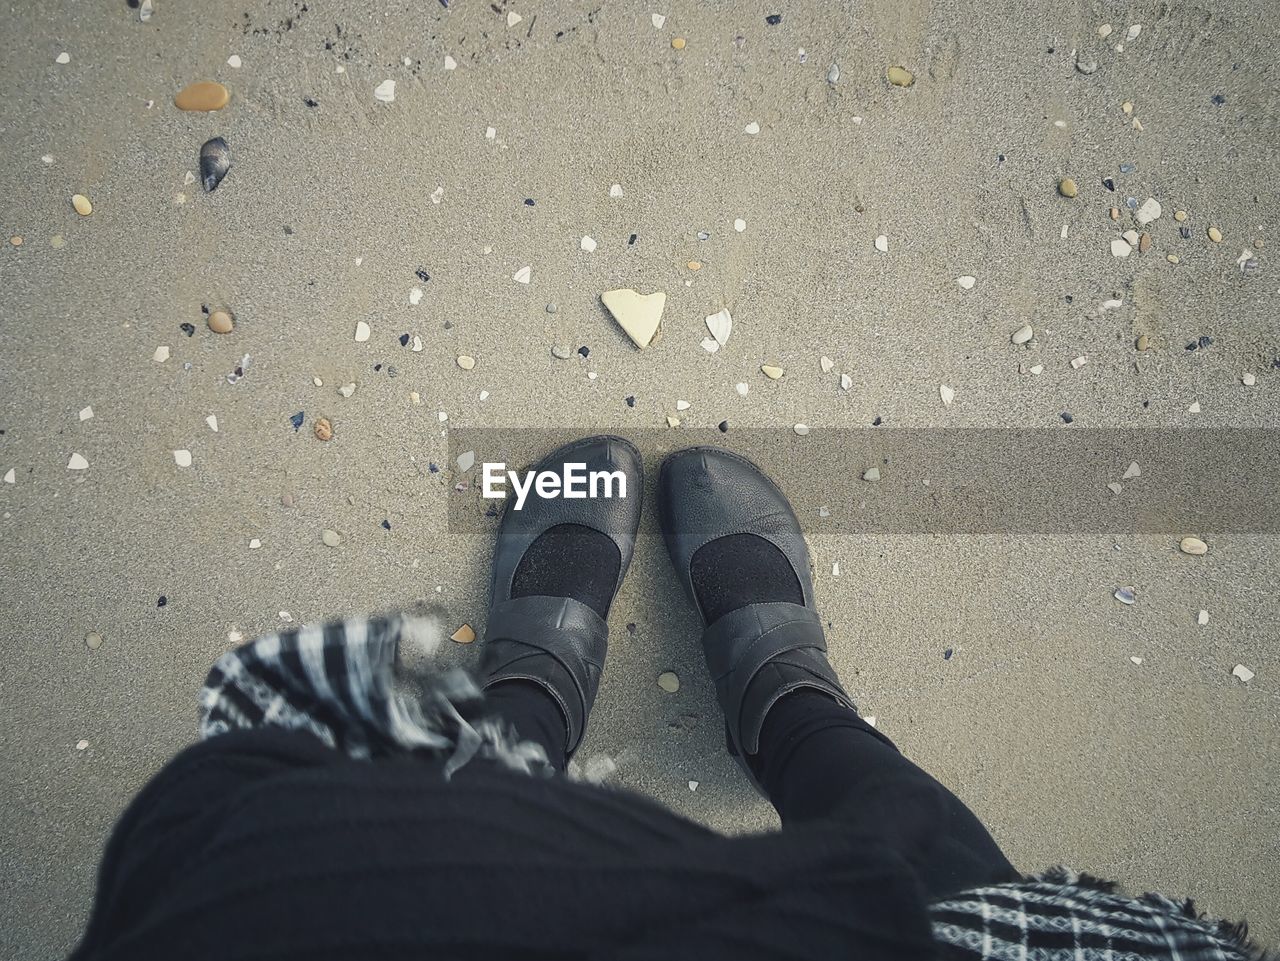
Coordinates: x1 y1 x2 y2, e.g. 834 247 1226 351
1253 238 1264 250
886 65 914 86
71 194 93 216
1121 101 1134 114
1179 536 1208 556
657 671 680 693
450 624 476 644
321 529 343 547
85 632 103 651
281 493 296 508
666 415 680 428
687 260 702 271
409 391 421 404
207 309 235 334
1109 207 1120 221
1207 226 1223 243
1058 178 1078 198
1138 233 1151 253
174 81 230 111
457 354 476 370
1135 334 1150 351
671 37 686 50
761 364 784 380
9 235 22 247
1173 209 1188 222
51 235 66 248
313 417 333 441
1167 254 1180 264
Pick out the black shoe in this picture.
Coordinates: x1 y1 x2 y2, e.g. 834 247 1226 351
658 446 855 783
480 436 643 759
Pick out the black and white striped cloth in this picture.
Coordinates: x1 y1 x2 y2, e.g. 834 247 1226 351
198 612 1267 961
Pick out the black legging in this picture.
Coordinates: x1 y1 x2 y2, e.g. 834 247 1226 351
485 681 1019 901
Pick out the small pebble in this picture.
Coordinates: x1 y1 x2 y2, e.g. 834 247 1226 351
322 529 343 547
1179 536 1208 556
734 218 746 232
666 416 681 428
546 303 558 314
863 467 880 482
1207 226 1223 243
85 632 102 651
1110 207 1121 221
1242 373 1256 386
153 345 170 362
671 37 686 50
173 449 192 467
1075 54 1097 74
551 345 573 360
56 52 71 64
840 373 852 391
886 65 914 86
1136 334 1150 351
1058 178 1078 198
457 355 476 370
1173 210 1188 222
355 321 371 342
1198 610 1210 626
718 420 729 433
761 364 784 380
939 384 955 406
174 81 230 111
208 310 234 334
71 194 93 216
874 234 889 253
1138 233 1151 253
657 671 680 693
956 276 976 289
1111 239 1132 258
735 383 749 396
1011 325 1033 345
76 739 89 751
827 63 840 84
314 418 333 441
1232 664 1254 683
793 424 809 436
451 624 476 644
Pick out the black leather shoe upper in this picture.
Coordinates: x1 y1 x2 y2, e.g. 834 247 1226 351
481 436 643 758
658 447 854 761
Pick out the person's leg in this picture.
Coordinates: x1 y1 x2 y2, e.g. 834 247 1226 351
659 446 1018 901
483 680 570 771
748 689 1018 897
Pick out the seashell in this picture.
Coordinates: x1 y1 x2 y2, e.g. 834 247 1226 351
199 137 231 192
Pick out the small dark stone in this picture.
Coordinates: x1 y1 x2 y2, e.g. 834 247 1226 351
1061 412 1074 424
1199 335 1214 349
718 420 729 433
157 595 167 607
201 304 210 315
872 416 883 426
443 320 453 330
304 97 319 107
386 365 398 377
1065 294 1074 304
628 233 637 245
943 648 954 660
1186 341 1199 352
1179 226 1191 239
1102 177 1115 192
577 346 590 358
485 504 500 517
399 333 410 346
289 411 305 431
765 13 782 24
997 153 1005 162
1211 94 1226 106
381 519 391 530
428 462 439 473
626 623 637 635
415 267 431 283
1142 400 1151 408
180 322 195 337
524 198 535 206
283 225 294 236
374 363 383 372
1120 162 1136 173
625 396 635 408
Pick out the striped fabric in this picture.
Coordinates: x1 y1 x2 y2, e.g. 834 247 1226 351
198 612 1268 961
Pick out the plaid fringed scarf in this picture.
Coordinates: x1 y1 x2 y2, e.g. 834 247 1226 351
197 612 1269 961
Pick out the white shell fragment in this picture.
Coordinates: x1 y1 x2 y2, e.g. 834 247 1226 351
688 780 698 791
580 235 597 253
939 384 955 406
601 288 665 349
1071 356 1088 370
735 383 749 396
874 234 889 253
1188 402 1202 414
840 373 852 391
1124 461 1141 479
513 265 532 285
1111 239 1133 257
652 13 666 28
67 453 89 470
1107 482 1123 495
1126 23 1142 41
744 121 761 135
205 414 219 432
1130 656 1143 665
609 184 624 198
1114 586 1136 605
374 79 396 103
1198 610 1210 626
705 308 732 347
1136 198 1162 225
431 185 444 204
79 406 94 421
956 276 976 289
1232 664 1255 683
1011 325 1033 345
1179 536 1208 556
227 55 242 68
3 469 14 484
409 287 423 305
354 321 371 342
761 365 784 380
339 383 356 398
153 345 170 363
457 450 475 472
1242 373 1256 386
734 218 746 232
506 10 523 27
444 55 457 70
173 449 192 468
863 467 881 481
820 356 834 373
793 424 809 436
56 52 71 64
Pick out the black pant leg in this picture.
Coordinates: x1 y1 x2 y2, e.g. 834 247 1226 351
483 680 571 771
751 690 1020 899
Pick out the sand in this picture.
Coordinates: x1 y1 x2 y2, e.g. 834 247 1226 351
1 1 1277 956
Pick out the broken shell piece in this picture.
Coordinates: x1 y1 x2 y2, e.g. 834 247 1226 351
173 449 192 468
451 624 476 644
374 79 396 102
1130 656 1143 665
609 184 624 198
956 276 976 289
354 321 371 342
1107 482 1123 495
322 529 343 547
580 235 597 253
705 308 732 347
1011 325 1033 345
513 265 532 285
886 65 914 86
735 382 749 396
820 356 834 373
206 415 219 432
1111 239 1132 258
1179 536 1208 556
657 671 680 693
338 383 356 398
457 355 476 370
153 345 170 363
199 137 231 192
1136 197 1162 224
761 364 784 380
1198 610 1210 626
1242 373 1256 386
1123 229 1140 246
939 384 955 406
175 81 230 111
874 234 889 253
840 373 852 391
743 121 761 135
444 55 457 70
601 288 666 349
1232 664 1254 683
3 469 15 484
793 424 809 436
1114 586 1136 605
1123 462 1140 479
79 406 94 421
863 467 881 482
409 288 423 305
699 337 720 353
1071 356 1088 370
676 400 690 411
67 453 89 470
734 218 746 232
666 416 680 428
506 10 522 26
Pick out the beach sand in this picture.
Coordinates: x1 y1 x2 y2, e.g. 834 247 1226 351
1 1 1277 955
